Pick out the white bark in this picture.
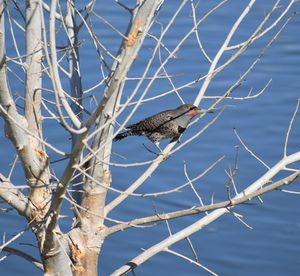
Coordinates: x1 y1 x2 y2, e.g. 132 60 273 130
112 152 300 275
0 1 298 275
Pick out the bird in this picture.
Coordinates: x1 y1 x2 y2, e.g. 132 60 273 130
114 104 207 150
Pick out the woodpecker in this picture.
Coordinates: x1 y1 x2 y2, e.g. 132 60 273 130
114 104 206 149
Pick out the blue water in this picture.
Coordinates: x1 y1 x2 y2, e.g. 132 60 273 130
1 1 300 275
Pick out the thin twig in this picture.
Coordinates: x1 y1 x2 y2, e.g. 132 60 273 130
184 161 208 215
284 99 300 157
234 128 270 169
165 248 218 276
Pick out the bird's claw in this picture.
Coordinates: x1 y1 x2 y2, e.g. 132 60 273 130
142 143 160 156
142 143 170 160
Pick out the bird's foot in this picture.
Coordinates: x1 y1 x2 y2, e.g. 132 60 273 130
170 136 180 144
142 143 170 160
142 143 160 156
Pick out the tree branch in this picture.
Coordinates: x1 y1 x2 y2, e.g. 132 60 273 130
1 246 43 270
47 0 85 134
44 0 166 255
25 0 51 213
0 173 31 219
111 152 300 275
0 1 49 212
194 0 256 106
105 171 300 236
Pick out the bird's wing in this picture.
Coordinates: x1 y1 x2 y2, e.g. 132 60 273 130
128 111 174 132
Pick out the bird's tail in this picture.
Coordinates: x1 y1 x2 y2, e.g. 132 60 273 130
113 131 133 141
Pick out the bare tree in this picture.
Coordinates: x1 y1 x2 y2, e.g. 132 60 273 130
0 0 299 275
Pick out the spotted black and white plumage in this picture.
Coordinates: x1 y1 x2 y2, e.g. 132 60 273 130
114 104 201 147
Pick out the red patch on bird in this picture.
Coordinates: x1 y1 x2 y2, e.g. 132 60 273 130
187 111 198 118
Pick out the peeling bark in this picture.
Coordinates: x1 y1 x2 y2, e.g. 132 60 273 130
25 0 50 209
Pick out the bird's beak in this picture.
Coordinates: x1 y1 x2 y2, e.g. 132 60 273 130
198 108 214 114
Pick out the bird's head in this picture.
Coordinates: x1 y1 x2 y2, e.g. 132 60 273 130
178 104 212 118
